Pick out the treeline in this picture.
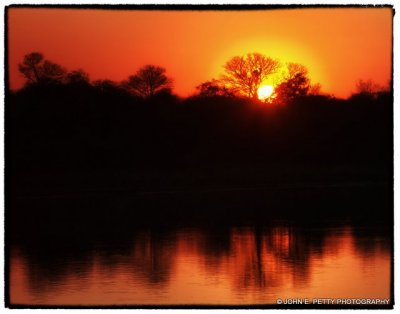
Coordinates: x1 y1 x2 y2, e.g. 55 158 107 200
7 51 392 177
8 75 392 174
7 53 394 234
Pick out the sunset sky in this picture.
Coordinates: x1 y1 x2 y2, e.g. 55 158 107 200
7 7 392 98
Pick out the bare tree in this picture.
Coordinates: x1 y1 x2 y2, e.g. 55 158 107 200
352 79 390 100
125 65 172 98
18 52 66 85
221 53 280 99
355 79 388 95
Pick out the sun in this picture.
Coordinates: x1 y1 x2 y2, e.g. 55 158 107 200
257 85 274 100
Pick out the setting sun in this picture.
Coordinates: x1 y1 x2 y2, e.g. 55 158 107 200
258 85 274 100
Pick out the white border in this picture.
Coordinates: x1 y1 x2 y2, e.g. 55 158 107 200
1 1 397 314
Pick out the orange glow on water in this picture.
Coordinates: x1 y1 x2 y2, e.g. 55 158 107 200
10 227 391 305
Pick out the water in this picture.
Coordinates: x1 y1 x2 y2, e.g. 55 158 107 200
9 224 391 306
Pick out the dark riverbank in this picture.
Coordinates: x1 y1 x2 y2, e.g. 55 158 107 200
7 85 393 247
9 164 392 246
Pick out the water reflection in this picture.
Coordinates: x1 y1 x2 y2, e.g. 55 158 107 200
10 224 391 306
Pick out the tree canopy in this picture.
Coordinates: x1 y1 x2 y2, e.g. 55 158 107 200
274 63 311 103
196 79 233 97
221 53 280 99
124 65 173 99
18 52 66 85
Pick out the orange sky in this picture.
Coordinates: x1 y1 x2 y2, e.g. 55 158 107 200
7 7 392 98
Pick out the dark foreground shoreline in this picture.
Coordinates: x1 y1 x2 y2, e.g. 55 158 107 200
9 164 392 245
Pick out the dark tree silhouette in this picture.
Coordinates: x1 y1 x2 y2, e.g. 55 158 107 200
66 69 91 85
308 83 321 96
274 63 311 103
355 79 380 95
349 79 389 101
18 52 43 84
196 79 234 97
93 79 129 96
354 79 390 97
221 53 280 99
125 65 173 98
18 52 66 85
